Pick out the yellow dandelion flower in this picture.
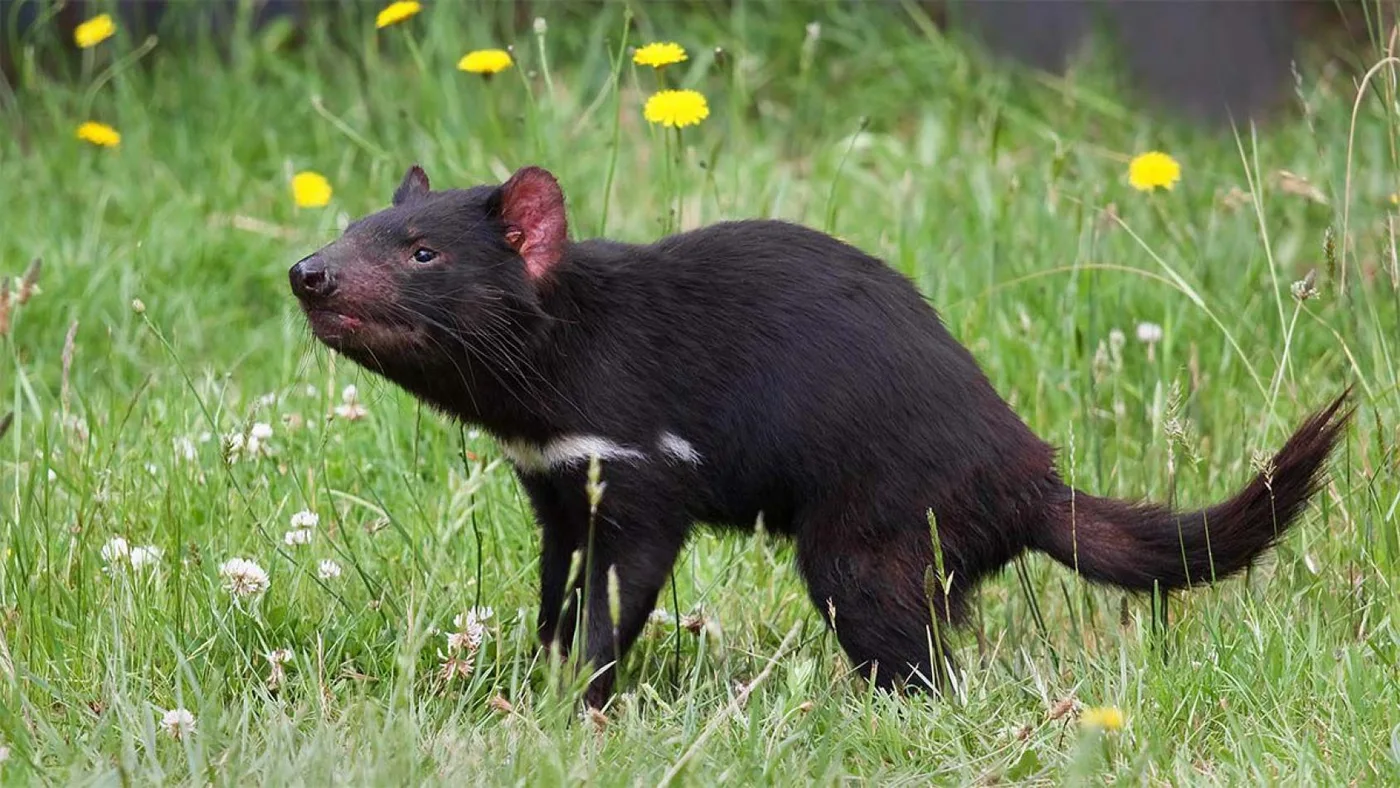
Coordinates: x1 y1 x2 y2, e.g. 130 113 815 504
633 42 688 68
1128 151 1181 192
292 171 333 208
457 49 513 76
643 89 709 129
76 121 120 148
1080 706 1124 732
375 1 421 29
74 14 116 48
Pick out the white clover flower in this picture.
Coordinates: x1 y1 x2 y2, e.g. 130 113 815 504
245 422 274 456
289 510 319 529
464 620 486 650
226 422 276 461
453 607 494 629
445 630 474 653
648 608 675 626
265 648 294 688
317 559 342 580
255 392 277 408
333 403 367 420
448 607 492 652
218 558 269 598
173 436 197 462
1135 322 1163 344
0 743 8 763
101 537 130 564
159 708 196 740
283 529 313 547
129 545 163 569
334 384 368 421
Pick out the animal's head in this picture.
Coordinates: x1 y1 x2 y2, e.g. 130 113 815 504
288 164 568 374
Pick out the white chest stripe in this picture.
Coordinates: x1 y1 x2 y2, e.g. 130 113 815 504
498 432 702 473
658 432 702 465
499 435 647 473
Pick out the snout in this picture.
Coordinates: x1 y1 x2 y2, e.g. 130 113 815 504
289 254 337 301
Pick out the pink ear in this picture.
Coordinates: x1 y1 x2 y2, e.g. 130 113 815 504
498 167 568 280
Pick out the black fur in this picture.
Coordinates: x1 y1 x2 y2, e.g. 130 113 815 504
289 165 1352 708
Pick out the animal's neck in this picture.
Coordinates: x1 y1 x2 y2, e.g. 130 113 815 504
398 255 602 441
406 336 561 440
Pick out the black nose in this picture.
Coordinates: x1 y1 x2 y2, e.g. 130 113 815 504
289 254 336 300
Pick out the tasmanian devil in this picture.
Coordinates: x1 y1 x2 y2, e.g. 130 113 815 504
288 164 1351 708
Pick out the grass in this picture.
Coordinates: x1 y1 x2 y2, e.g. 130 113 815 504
2 1 1399 783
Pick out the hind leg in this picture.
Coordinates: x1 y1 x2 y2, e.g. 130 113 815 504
795 514 967 693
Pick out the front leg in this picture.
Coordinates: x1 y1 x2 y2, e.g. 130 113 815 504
519 477 581 652
522 470 689 709
574 515 688 709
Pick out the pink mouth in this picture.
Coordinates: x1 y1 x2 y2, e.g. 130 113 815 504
307 310 362 331
303 308 421 350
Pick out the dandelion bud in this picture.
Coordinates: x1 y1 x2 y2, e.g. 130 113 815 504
533 17 547 34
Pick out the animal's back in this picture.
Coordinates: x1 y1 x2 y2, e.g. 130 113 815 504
565 220 1057 531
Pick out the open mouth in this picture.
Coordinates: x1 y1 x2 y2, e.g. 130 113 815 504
305 308 364 333
302 307 422 349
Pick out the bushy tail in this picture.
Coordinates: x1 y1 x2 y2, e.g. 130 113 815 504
1034 391 1352 591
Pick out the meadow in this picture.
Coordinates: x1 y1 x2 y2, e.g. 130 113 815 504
2 1 1400 784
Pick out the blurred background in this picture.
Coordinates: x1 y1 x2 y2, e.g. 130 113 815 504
3 2 1398 783
4 0 1394 125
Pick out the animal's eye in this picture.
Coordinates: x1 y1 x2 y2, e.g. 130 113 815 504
412 247 438 264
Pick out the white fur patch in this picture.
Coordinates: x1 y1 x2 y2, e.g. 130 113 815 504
498 434 647 473
657 432 702 465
